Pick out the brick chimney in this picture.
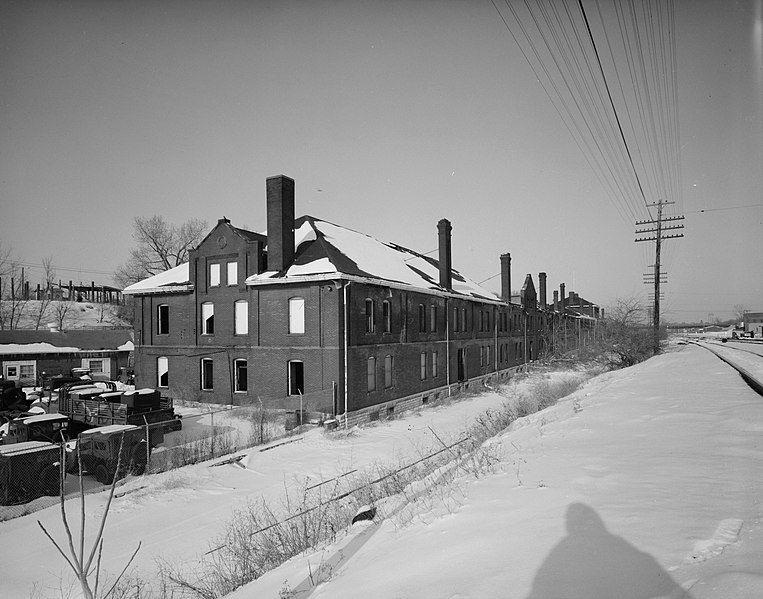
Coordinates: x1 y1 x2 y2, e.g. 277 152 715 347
266 175 295 272
560 283 566 310
553 290 559 312
500 253 511 303
437 219 452 291
538 272 547 310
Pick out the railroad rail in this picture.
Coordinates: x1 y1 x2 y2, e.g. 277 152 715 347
690 341 763 396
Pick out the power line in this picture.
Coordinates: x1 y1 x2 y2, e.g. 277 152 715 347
577 0 650 213
691 204 763 214
7 260 115 277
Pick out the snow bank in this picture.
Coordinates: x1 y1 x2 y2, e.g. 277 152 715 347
237 346 763 599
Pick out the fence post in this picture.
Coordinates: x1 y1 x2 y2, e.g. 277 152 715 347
143 415 150 474
210 410 215 458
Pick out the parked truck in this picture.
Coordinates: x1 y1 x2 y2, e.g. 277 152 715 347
0 441 61 505
1 413 70 445
58 384 181 446
73 424 149 484
0 380 32 423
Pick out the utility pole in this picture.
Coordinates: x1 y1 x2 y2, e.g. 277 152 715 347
635 200 684 353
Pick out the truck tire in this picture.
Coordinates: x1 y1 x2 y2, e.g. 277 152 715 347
40 464 61 496
95 463 112 485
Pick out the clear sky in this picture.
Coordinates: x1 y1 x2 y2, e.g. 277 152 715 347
1 0 760 323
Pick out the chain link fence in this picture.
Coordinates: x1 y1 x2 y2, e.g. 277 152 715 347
0 387 336 520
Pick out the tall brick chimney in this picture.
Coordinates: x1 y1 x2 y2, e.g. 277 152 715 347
560 283 566 310
437 219 452 291
266 175 295 273
538 272 547 310
500 253 512 303
553 290 559 312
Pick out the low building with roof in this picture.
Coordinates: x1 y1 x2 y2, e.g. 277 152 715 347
0 329 134 386
123 175 597 423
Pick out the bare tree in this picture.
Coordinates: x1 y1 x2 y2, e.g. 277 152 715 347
0 262 28 330
52 300 73 331
114 216 207 288
0 242 13 278
38 436 141 599
32 256 57 330
595 297 654 367
732 304 748 325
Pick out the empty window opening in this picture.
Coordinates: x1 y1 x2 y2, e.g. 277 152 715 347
418 304 426 333
288 360 304 396
430 305 437 332
382 300 391 333
201 358 213 390
157 357 168 388
365 299 375 333
201 302 215 335
234 359 248 392
157 304 169 335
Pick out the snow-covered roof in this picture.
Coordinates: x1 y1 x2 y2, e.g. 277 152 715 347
0 342 82 355
18 413 69 424
0 335 133 355
122 263 191 295
79 424 137 436
246 217 501 302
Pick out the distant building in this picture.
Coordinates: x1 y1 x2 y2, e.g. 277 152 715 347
743 312 763 337
0 329 133 386
123 175 598 423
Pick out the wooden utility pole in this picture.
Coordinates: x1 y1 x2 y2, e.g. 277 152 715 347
635 200 684 353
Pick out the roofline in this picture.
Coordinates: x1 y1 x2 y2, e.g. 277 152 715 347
245 272 515 306
123 284 194 296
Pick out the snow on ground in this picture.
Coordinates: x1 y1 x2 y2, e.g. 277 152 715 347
696 340 763 379
4 345 762 598
233 345 763 599
0 371 552 598
0 299 130 329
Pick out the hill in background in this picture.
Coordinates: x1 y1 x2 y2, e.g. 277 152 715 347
0 300 131 330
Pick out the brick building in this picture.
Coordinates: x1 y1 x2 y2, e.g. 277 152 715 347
124 175 596 421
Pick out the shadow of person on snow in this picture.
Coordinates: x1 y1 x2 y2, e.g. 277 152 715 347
526 503 693 599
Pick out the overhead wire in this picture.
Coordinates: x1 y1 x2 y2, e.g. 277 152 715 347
491 0 636 224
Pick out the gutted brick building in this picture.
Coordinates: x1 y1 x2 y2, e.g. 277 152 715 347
124 175 595 421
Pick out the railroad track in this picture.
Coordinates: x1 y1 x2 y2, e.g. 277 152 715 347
691 341 763 396
704 340 763 359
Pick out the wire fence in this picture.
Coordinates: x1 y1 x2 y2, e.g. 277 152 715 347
0 387 337 520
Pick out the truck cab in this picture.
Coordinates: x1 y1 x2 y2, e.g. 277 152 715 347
74 424 149 484
1 413 70 445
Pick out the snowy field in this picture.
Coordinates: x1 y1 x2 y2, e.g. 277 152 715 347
237 344 763 599
0 299 130 329
3 366 578 597
2 344 762 598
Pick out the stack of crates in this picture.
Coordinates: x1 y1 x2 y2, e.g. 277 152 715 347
122 389 160 411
